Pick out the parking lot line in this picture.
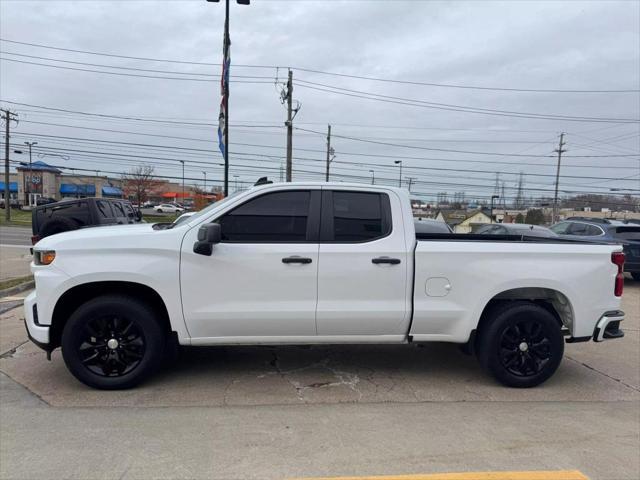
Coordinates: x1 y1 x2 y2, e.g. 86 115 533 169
293 470 589 480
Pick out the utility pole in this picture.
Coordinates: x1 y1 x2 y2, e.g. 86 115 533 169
369 169 375 185
3 109 18 221
552 133 566 224
203 171 207 192
285 69 293 182
407 177 416 192
325 124 332 182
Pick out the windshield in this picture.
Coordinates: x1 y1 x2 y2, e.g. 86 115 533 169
176 191 245 225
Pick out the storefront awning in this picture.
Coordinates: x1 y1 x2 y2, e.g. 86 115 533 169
102 186 123 197
162 192 191 198
0 181 18 193
60 184 96 195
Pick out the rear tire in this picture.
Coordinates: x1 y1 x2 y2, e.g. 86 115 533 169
476 302 564 388
61 295 165 390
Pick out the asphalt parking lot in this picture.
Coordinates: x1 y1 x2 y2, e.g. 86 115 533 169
0 281 638 479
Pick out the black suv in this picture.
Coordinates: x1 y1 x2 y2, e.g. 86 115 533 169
31 197 142 244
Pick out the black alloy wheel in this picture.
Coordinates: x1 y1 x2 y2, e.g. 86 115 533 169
62 295 165 389
78 316 146 377
498 319 552 377
476 301 564 388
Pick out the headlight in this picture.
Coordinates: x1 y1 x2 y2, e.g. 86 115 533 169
34 250 56 265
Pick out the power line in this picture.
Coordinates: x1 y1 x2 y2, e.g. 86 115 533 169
294 81 640 124
0 57 274 83
2 38 637 93
7 130 637 182
295 126 640 158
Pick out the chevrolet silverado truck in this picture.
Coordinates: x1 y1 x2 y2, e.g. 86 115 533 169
24 182 626 390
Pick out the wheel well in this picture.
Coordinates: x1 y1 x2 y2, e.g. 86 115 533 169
50 281 172 349
477 287 574 335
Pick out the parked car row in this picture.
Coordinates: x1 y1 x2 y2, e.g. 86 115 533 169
419 217 639 280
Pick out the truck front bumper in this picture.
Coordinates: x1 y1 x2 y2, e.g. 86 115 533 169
23 291 51 350
593 310 625 342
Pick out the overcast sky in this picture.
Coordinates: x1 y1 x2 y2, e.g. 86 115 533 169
1 0 639 205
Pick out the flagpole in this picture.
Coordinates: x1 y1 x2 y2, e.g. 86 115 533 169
223 0 230 197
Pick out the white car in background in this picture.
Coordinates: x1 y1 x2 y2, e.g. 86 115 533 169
155 204 184 214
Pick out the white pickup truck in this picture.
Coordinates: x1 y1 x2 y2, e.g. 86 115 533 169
24 182 626 390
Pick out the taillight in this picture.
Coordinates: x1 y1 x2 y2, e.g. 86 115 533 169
612 251 625 297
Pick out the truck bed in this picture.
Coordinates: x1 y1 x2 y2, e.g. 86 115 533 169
415 232 612 243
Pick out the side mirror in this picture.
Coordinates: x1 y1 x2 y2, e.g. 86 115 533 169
193 223 221 256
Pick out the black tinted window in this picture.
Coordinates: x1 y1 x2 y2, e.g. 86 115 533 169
331 191 390 242
48 201 90 226
112 202 126 217
219 191 310 242
95 200 113 219
614 227 640 240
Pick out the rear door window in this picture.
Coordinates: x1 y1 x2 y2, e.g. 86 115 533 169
568 222 589 235
95 200 114 220
321 191 391 242
550 222 570 234
112 201 126 219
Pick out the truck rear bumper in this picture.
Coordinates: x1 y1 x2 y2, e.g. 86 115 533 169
23 291 51 349
593 310 625 342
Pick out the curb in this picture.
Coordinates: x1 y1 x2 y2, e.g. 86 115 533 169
0 281 35 299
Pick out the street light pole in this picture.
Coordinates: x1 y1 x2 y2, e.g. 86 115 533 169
394 160 402 188
203 171 207 192
180 160 185 203
491 195 499 224
369 169 375 185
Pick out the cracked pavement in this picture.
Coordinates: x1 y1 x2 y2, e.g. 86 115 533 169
0 280 638 479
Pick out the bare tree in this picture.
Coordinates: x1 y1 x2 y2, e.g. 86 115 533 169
122 165 159 206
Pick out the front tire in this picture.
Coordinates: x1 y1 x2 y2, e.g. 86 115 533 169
156 209 163 213
476 302 564 388
61 295 165 389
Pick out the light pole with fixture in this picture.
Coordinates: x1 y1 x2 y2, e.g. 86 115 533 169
394 160 402 188
369 169 375 185
179 160 185 203
490 195 500 224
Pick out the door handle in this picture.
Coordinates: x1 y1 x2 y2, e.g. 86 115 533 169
372 256 401 265
282 256 313 264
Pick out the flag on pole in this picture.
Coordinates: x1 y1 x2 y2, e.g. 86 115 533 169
217 24 230 156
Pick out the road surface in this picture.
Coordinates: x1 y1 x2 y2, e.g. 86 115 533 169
0 226 32 281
